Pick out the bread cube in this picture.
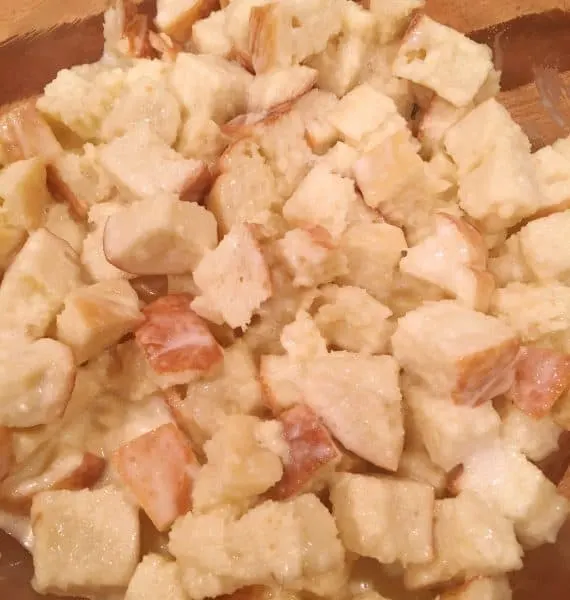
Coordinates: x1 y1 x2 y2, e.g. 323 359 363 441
0 223 26 272
37 63 126 140
192 224 272 329
392 301 520 406
167 341 263 445
283 165 359 240
367 0 424 43
249 0 343 74
155 0 218 41
331 473 434 566
396 446 447 496
404 491 522 589
44 204 86 254
99 124 209 202
260 354 305 414
82 203 132 283
56 280 143 364
191 10 232 56
135 294 223 384
192 415 283 512
0 228 81 338
454 441 570 548
488 235 532 287
223 0 273 54
169 493 344 599
170 52 252 123
317 141 358 177
315 285 393 354
393 15 492 107
404 382 501 471
338 222 407 302
532 145 570 217
280 311 328 361
31 487 139 595
270 404 340 499
491 283 570 343
101 78 181 146
400 214 495 311
418 96 470 158
103 195 217 275
248 66 318 112
125 554 186 600
113 423 196 531
303 353 404 470
207 139 282 235
292 90 340 155
177 116 227 164
0 158 52 230
439 577 512 600
499 401 562 462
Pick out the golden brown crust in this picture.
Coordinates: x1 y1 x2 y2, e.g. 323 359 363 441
249 4 279 75
157 0 219 42
45 163 88 220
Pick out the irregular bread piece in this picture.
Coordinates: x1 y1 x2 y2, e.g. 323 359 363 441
248 66 318 112
44 204 86 254
400 214 495 311
125 554 186 600
113 423 197 531
404 382 501 471
0 228 81 338
280 310 328 361
31 488 139 596
453 441 570 548
260 354 305 414
367 0 424 43
135 294 223 382
0 223 26 272
294 89 340 154
56 280 143 364
302 353 404 470
155 0 219 41
99 123 210 202
396 446 447 496
191 10 232 56
330 473 434 566
103 195 218 275
315 285 394 354
531 144 570 218
0 158 52 230
176 116 227 164
404 491 522 589
192 224 272 329
393 15 493 107
392 301 520 406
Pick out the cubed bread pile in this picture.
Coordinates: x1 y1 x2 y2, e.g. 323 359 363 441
0 1 569 599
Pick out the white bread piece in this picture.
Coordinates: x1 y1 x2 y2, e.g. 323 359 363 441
532 144 570 217
101 78 181 146
338 222 407 302
0 228 81 338
331 473 434 566
223 0 273 55
191 10 232 56
192 224 272 329
328 84 406 148
393 15 493 107
272 404 341 499
404 491 522 589
176 116 227 164
207 139 282 234
37 64 126 140
418 97 470 158
396 446 447 496
488 235 532 287
155 0 218 41
31 488 139 596
392 301 520 406
439 577 512 600
192 415 283 513
169 494 345 599
317 141 358 177
283 165 359 240
56 280 143 364
113 423 197 531
293 89 340 154
280 310 328 361
48 144 114 219
404 382 501 471
125 554 186 600
303 353 404 470
249 0 343 74
248 66 318 112
170 52 252 123
260 354 304 413
167 340 262 445
315 285 393 354
277 227 348 288
0 158 52 230
367 0 424 43
400 214 495 311
491 282 570 342
0 338 75 428
44 204 86 254
499 401 562 462
0 223 26 272
454 441 570 548
103 195 217 275
82 203 133 283
99 124 209 202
